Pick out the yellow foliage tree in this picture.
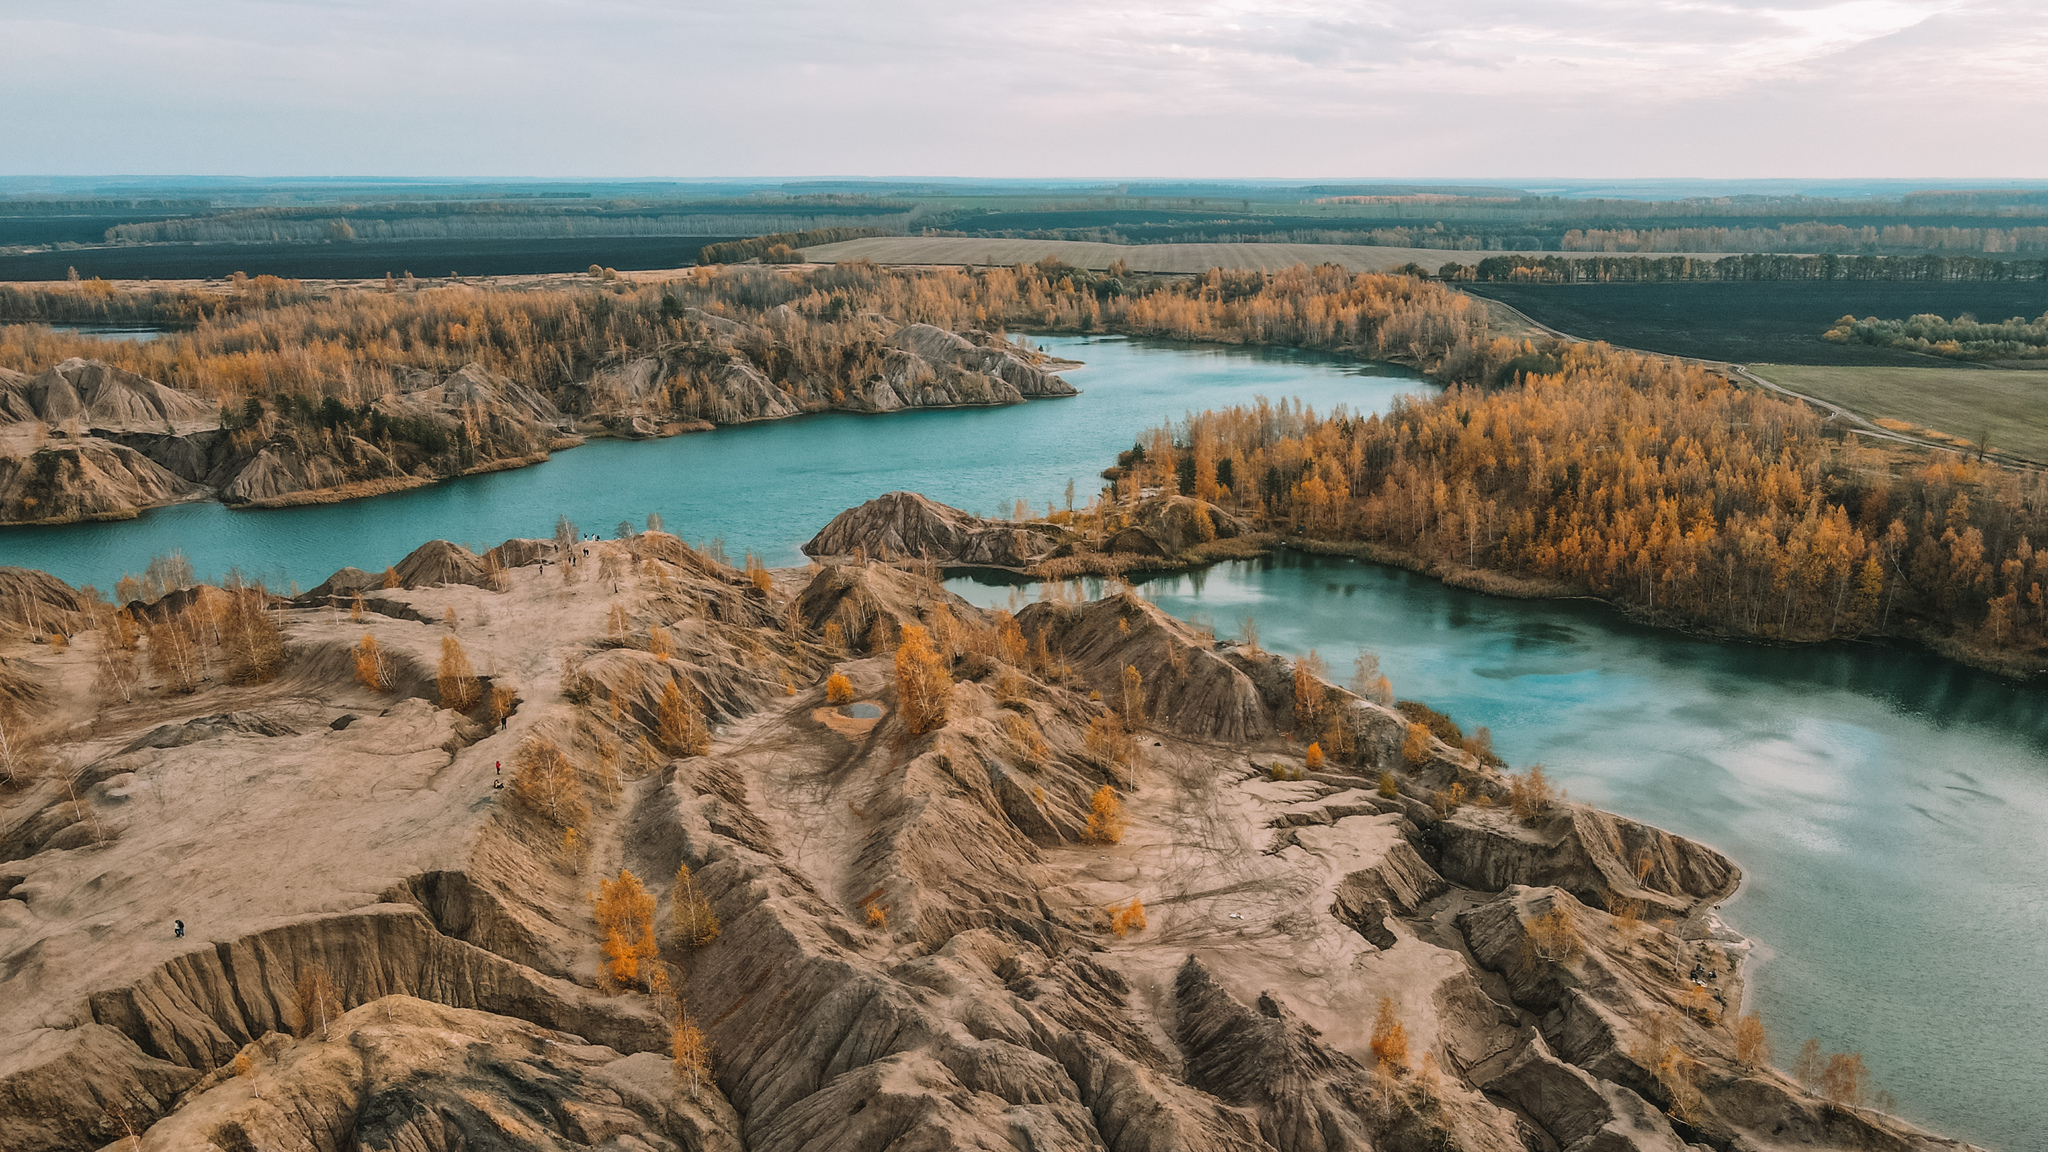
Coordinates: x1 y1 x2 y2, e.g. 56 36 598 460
1108 897 1146 937
223 587 285 684
1369 996 1410 1073
353 633 387 692
1525 904 1581 963
380 567 400 589
670 862 721 947
655 679 711 756
1119 664 1144 724
1292 663 1326 732
594 868 658 989
672 1015 712 1093
825 672 853 704
437 635 481 712
1734 1011 1771 1071
1304 742 1324 771
1508 765 1557 824
1402 721 1432 766
511 735 589 830
1085 785 1127 844
895 624 949 735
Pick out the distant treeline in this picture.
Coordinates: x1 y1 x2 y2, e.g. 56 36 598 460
1439 254 2048 284
1557 222 2048 256
108 209 916 246
696 228 896 265
1825 311 2048 362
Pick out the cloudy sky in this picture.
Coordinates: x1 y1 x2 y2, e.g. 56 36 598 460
4 0 2042 178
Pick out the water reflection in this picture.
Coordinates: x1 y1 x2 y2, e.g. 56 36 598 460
949 550 2048 1150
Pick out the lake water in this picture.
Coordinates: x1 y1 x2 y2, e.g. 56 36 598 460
5 333 2040 1148
950 556 2045 1151
0 335 1425 590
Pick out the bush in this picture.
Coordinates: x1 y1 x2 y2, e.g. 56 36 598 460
825 672 853 704
1396 700 1464 745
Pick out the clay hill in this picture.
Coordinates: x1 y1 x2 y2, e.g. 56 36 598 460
805 489 1257 573
0 318 1074 524
0 507 1984 1151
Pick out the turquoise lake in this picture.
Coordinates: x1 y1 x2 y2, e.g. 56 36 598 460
5 333 2043 1148
0 336 1424 591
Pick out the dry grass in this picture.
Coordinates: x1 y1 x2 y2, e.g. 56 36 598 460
1750 363 2048 463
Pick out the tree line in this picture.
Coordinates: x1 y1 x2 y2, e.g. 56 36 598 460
1440 253 2048 284
1128 343 2048 661
1824 311 2048 362
0 259 1503 408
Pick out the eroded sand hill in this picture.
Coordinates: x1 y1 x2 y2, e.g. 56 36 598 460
0 518 1984 1151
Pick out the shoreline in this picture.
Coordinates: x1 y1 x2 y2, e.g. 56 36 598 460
945 534 2045 683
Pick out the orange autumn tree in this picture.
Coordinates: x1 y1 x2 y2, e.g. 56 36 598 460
594 868 658 989
437 635 481 712
895 624 949 735
825 672 853 704
1131 342 2048 658
1369 996 1410 1073
1085 785 1127 844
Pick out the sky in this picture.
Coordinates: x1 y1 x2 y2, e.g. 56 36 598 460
4 0 2044 179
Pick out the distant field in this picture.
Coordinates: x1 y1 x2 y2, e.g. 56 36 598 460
0 236 748 282
1467 281 2048 367
800 236 1657 275
1749 363 2048 462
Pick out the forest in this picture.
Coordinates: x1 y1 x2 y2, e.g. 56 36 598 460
1442 253 2048 284
0 260 1502 407
1824 311 2048 361
1120 344 2048 663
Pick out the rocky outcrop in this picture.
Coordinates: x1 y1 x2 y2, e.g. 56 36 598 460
804 490 1065 566
2 903 670 1152
0 359 216 434
215 435 407 505
0 566 83 639
125 998 742 1152
572 314 1076 429
392 538 492 589
1018 592 1272 742
1112 496 1253 557
1480 1031 1692 1152
887 323 1078 399
0 436 199 524
1438 806 1741 916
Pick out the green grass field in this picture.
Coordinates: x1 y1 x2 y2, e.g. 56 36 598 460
1749 363 2048 463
